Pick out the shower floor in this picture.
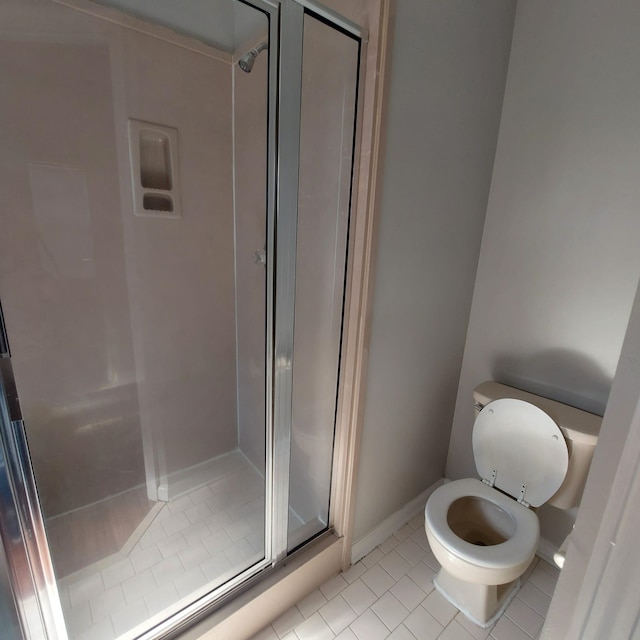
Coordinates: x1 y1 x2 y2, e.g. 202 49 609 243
55 450 273 640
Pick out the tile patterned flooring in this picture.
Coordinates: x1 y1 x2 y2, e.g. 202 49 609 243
251 513 558 640
58 453 267 640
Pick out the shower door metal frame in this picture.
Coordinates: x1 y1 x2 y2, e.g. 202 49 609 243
0 0 366 637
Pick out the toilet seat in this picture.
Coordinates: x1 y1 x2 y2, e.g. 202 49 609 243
473 398 569 507
425 478 539 571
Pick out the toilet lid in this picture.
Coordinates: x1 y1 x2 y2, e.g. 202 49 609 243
473 398 569 507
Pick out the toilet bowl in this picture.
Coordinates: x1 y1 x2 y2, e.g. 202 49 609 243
425 478 539 626
424 381 601 628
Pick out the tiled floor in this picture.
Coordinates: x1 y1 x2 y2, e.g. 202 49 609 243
58 453 267 640
252 513 558 640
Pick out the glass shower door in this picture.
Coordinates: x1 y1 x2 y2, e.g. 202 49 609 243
0 0 273 637
287 12 360 550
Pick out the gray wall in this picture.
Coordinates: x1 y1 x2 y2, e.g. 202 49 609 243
446 0 640 546
353 0 516 540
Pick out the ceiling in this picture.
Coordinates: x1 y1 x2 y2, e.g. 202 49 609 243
95 0 268 54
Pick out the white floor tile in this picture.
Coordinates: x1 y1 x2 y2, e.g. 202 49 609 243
162 511 191 537
130 545 163 573
101 557 135 590
185 501 213 525
405 561 435 595
527 565 558 597
362 548 385 568
422 549 441 572
68 571 105 607
395 539 427 567
319 595 358 634
517 583 551 617
202 528 234 555
379 550 412 581
390 576 428 611
297 589 328 619
111 598 149 636
371 592 409 631
189 485 213 505
379 535 401 554
388 624 418 640
403 605 444 640
342 562 367 584
454 612 493 640
65 600 92 636
422 589 458 627
157 531 188 559
177 541 211 570
121 568 156 603
182 519 212 546
410 527 431 551
89 584 125 623
295 612 335 640
335 628 359 640
320 574 349 600
341 579 378 615
362 564 396 597
201 551 233 581
150 555 183 585
75 616 115 640
505 597 544 637
139 522 168 549
172 565 208 598
350 609 391 640
490 615 531 640
394 525 414 542
439 621 476 640
144 581 179 617
272 607 305 638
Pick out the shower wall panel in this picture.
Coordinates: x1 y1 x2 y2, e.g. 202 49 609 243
0 36 144 516
234 53 268 471
118 26 238 479
0 0 239 515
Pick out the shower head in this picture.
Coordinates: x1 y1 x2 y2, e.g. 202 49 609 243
238 41 268 73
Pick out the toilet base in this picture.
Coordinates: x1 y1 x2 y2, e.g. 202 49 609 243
433 567 521 628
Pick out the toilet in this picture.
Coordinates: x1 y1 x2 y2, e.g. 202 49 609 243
424 381 600 628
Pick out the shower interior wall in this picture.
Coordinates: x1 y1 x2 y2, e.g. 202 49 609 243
0 0 269 520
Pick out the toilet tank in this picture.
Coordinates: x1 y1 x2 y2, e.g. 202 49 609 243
473 381 601 510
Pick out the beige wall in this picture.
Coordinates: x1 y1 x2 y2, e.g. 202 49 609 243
352 0 516 540
445 0 640 547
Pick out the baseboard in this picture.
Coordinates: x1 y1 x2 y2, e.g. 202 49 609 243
537 536 558 566
351 478 443 564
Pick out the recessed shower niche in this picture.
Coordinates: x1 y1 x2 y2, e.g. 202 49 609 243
128 119 181 217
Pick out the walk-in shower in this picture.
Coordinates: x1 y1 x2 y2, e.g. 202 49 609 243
0 0 362 638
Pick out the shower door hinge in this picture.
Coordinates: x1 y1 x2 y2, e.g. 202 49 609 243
0 300 10 358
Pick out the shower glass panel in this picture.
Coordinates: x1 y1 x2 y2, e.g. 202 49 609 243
0 0 270 637
288 13 360 551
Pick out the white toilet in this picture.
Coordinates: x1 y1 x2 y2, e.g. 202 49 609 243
425 381 600 628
